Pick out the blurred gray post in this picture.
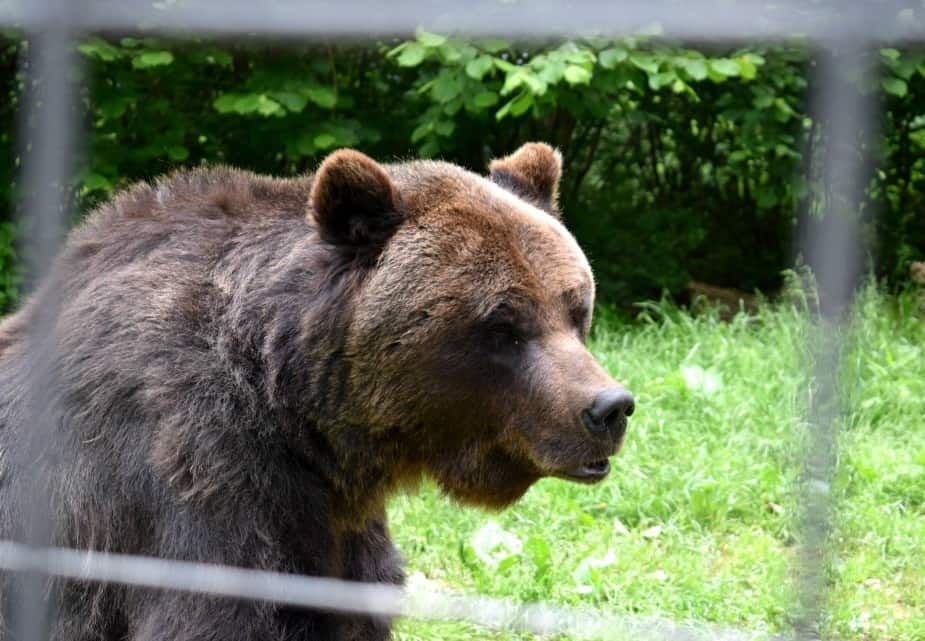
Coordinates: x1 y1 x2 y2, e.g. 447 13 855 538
11 0 82 639
794 45 874 640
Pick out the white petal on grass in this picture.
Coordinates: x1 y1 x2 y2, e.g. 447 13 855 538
680 364 723 395
471 521 523 567
572 550 617 593
612 517 630 536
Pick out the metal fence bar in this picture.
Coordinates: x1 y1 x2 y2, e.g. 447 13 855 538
10 1 82 640
0 0 920 42
792 45 875 640
0 541 789 641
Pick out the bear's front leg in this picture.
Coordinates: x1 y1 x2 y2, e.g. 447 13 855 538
336 516 405 641
131 591 342 641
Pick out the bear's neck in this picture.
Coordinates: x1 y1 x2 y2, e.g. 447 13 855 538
227 231 422 522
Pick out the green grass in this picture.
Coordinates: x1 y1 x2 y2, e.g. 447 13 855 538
387 284 925 641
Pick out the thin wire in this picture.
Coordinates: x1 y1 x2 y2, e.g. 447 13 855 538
0 541 796 641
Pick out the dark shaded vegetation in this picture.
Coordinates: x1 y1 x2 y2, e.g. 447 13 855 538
0 33 923 312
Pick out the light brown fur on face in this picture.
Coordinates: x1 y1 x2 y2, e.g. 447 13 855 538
342 146 629 509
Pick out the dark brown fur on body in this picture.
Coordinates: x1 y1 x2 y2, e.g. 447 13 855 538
0 143 630 640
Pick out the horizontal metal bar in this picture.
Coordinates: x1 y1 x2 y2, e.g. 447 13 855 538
0 541 793 641
0 0 921 42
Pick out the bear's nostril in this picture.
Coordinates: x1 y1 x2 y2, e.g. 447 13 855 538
581 408 604 434
583 387 635 435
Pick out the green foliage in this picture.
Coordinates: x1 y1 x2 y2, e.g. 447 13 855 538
0 221 19 311
0 33 923 313
391 288 925 641
870 48 925 285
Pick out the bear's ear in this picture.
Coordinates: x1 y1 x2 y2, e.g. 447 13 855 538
309 149 403 250
489 142 563 217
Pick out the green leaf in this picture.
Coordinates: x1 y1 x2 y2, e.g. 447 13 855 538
465 55 494 80
773 97 794 122
396 43 426 67
417 30 447 48
509 92 534 117
314 133 338 149
98 96 132 119
479 38 509 53
736 56 757 80
523 73 547 94
305 87 337 109
206 49 233 67
434 120 455 136
295 133 316 156
756 186 778 209
233 93 261 114
880 48 901 61
564 65 592 85
132 51 174 69
598 47 628 69
167 145 189 161
678 58 708 81
443 99 463 116
271 91 309 113
431 73 463 103
472 91 499 108
649 70 677 90
256 95 283 117
524 536 551 575
418 140 441 158
563 48 596 66
493 58 516 73
709 58 740 77
81 173 112 192
213 94 240 114
536 59 565 85
501 69 527 95
630 54 659 75
329 125 360 147
728 150 749 164
438 44 463 63
881 76 908 97
411 121 433 143
753 93 774 109
78 37 122 62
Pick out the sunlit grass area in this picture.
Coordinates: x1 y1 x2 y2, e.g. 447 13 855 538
388 284 925 641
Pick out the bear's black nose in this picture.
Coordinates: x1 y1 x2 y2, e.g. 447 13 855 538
581 387 634 438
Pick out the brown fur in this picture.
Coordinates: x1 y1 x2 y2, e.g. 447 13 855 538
489 142 563 214
0 144 629 640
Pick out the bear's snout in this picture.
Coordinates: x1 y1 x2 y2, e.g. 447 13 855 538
580 386 634 440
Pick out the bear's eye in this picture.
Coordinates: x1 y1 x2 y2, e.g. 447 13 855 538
571 305 590 339
481 303 525 351
487 320 522 348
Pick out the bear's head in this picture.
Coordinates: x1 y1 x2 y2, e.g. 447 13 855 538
309 143 634 509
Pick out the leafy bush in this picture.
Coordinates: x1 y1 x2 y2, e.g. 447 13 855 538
0 32 923 313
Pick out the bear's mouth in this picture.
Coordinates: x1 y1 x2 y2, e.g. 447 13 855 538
558 459 611 484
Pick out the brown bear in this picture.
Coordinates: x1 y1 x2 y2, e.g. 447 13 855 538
0 142 633 640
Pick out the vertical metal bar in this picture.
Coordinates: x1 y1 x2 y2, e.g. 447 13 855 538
793 45 875 640
10 0 81 639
